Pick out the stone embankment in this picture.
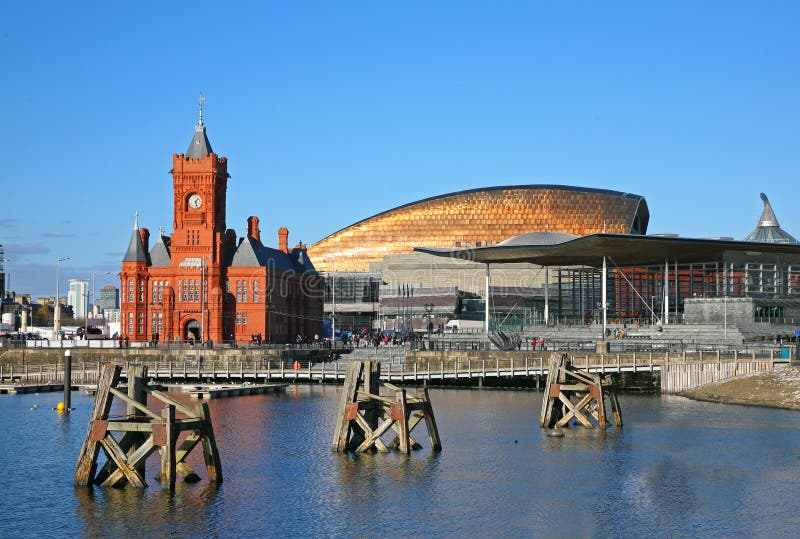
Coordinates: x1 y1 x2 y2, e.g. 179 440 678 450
681 365 800 410
0 346 335 368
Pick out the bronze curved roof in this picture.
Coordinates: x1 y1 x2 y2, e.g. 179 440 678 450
308 185 649 272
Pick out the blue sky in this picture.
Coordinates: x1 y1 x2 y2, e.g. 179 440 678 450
2 1 799 299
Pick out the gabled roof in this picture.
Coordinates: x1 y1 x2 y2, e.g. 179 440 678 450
149 234 171 267
230 236 314 272
289 247 317 272
744 193 797 244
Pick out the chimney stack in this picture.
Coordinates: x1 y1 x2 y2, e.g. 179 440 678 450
278 227 289 253
247 216 260 242
139 227 150 252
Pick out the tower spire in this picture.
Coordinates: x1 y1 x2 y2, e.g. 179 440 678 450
198 92 205 126
187 94 214 158
134 211 139 230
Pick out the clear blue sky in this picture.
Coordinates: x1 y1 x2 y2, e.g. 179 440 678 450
2 1 799 299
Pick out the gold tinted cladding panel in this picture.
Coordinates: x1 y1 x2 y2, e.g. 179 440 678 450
308 185 649 272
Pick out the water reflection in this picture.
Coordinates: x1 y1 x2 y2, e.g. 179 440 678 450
2 387 800 537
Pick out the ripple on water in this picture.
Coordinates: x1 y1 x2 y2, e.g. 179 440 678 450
2 387 800 537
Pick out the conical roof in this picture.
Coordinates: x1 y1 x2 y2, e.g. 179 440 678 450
122 213 149 263
187 123 213 158
186 94 213 158
744 193 797 244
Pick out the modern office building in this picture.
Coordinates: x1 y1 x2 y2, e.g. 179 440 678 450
67 279 89 321
99 285 119 311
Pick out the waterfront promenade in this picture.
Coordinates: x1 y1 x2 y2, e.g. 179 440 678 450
0 349 784 395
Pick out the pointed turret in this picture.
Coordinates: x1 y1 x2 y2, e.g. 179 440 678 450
149 228 172 267
122 212 149 262
186 93 214 158
744 193 798 244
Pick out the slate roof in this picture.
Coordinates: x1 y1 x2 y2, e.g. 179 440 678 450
149 234 171 267
230 236 317 273
186 122 213 158
122 227 148 263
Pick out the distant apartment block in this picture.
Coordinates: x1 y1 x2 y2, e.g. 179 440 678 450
68 279 89 320
99 285 119 311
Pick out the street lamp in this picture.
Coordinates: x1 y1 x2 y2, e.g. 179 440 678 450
651 295 656 326
200 256 211 345
425 303 434 347
54 256 70 338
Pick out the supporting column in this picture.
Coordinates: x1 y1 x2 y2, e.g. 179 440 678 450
485 263 490 333
544 267 549 325
664 260 669 325
602 257 607 339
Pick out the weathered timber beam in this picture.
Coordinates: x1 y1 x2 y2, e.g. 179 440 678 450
100 438 157 487
355 416 396 452
148 389 198 418
99 433 147 487
74 363 121 487
421 387 442 451
197 403 223 483
352 411 389 452
558 384 592 392
108 388 161 420
562 368 598 385
356 391 395 405
332 362 363 452
389 412 423 450
555 393 594 428
160 405 176 491
106 422 156 432
93 431 141 485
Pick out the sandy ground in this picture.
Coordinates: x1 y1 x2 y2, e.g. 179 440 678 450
681 364 800 410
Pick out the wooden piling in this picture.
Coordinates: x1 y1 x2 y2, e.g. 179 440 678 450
540 353 622 430
74 361 223 490
332 361 441 454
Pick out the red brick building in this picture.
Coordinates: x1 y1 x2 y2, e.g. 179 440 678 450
120 110 323 344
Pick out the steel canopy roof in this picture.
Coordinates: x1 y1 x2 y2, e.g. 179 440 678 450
414 233 800 268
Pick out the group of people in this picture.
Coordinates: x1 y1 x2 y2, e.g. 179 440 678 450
530 337 546 350
604 328 627 340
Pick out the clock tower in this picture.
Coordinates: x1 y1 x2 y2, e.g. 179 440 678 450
170 96 230 263
120 99 323 345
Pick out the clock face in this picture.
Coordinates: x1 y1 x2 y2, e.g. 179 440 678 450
188 194 203 209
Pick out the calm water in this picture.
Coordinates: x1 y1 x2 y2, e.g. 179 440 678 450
1 385 799 538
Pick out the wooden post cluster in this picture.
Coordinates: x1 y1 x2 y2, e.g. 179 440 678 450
75 362 222 491
540 353 622 429
333 361 442 453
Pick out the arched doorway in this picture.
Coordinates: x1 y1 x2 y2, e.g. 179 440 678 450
185 319 200 342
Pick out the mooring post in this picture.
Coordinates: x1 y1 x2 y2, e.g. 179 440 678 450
127 363 147 477
64 350 72 413
161 404 176 492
